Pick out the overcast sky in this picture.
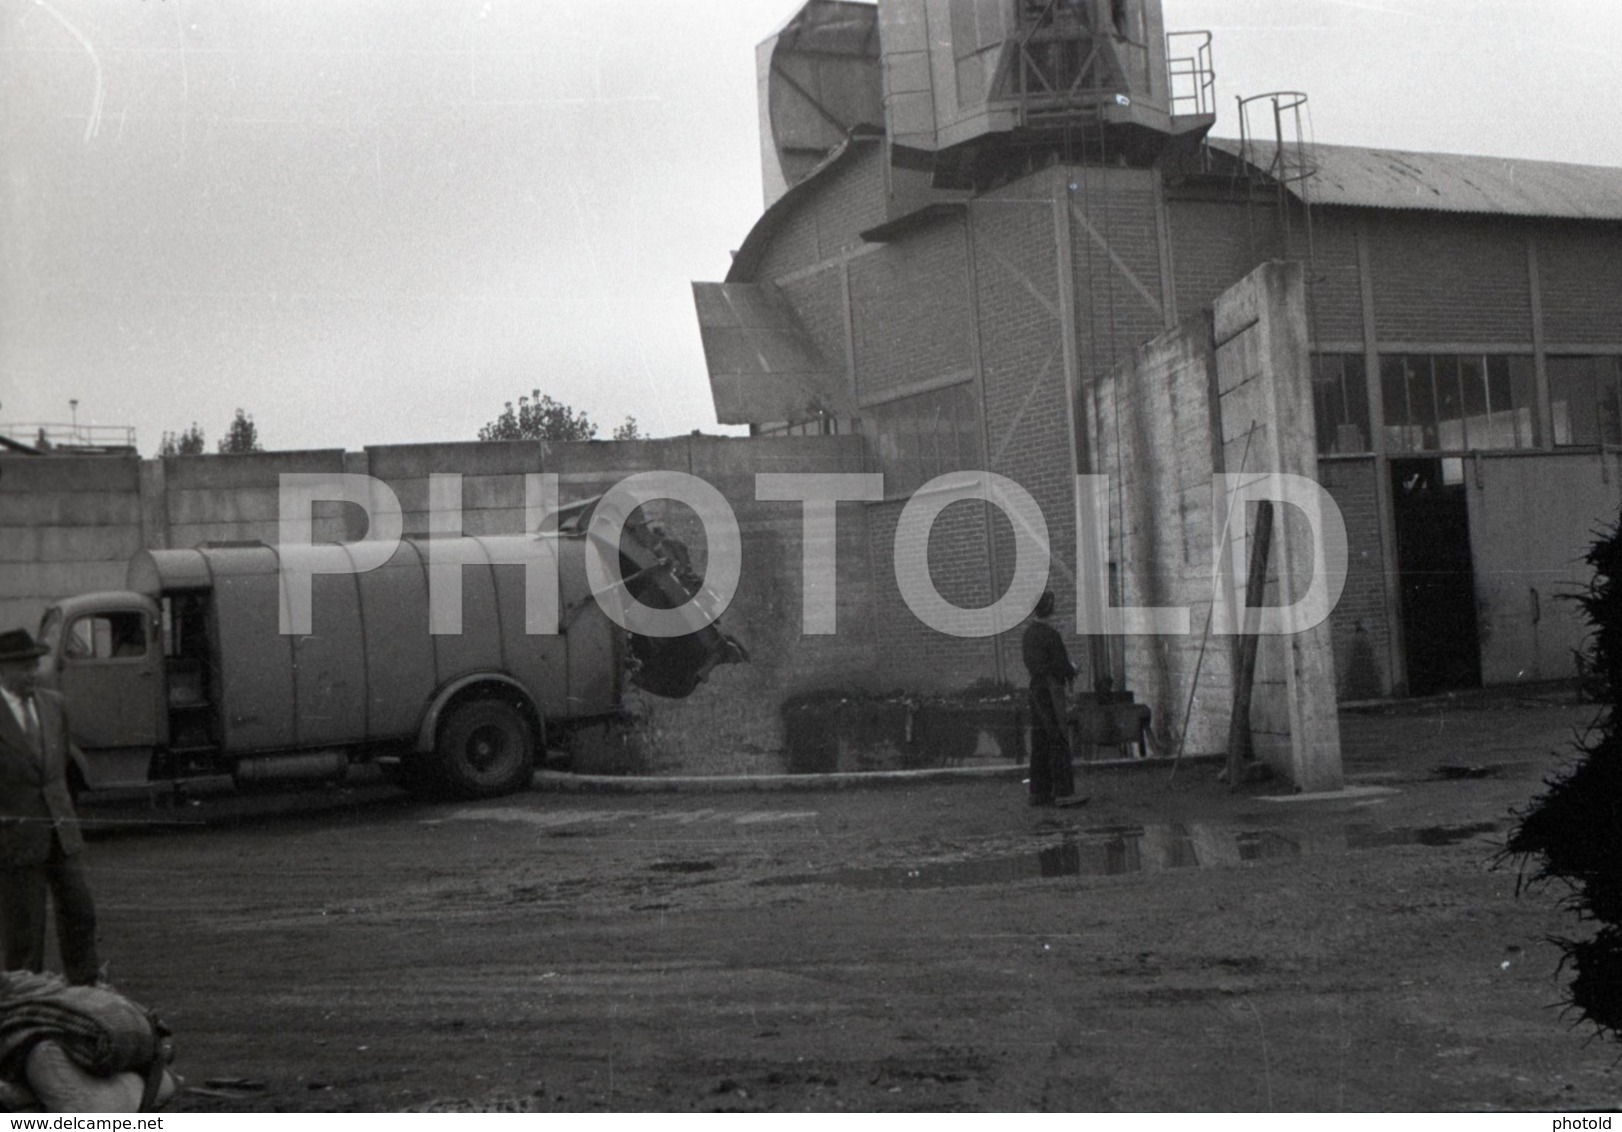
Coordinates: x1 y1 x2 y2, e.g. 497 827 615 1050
3 1 1619 456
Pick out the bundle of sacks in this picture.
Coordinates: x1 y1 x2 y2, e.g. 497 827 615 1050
0 972 176 1112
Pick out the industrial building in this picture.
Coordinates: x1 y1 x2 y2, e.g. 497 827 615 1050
692 0 1622 772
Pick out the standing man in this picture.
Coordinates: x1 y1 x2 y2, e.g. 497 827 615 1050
0 629 99 984
1022 591 1080 807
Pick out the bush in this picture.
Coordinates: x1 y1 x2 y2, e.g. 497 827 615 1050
1504 514 1622 1038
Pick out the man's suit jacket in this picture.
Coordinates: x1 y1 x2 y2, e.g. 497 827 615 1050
0 688 85 865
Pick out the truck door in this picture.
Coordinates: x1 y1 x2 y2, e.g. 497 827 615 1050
57 608 163 749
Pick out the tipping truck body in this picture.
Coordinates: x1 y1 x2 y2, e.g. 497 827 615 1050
33 514 742 799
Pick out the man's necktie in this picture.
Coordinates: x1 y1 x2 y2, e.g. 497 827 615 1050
19 695 39 751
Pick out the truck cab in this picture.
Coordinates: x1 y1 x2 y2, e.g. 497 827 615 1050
37 593 167 789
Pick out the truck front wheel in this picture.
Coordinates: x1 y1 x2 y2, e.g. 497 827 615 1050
432 699 536 799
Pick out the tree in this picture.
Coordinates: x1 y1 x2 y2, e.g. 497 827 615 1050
478 390 598 443
612 416 643 441
1505 513 1622 1039
159 423 206 457
217 409 263 454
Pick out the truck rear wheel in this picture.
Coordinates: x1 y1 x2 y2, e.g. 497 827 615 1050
432 699 536 799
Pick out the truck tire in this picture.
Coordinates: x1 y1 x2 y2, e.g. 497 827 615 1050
432 699 536 799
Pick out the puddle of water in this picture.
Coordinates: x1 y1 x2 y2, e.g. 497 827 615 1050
759 819 1507 890
433 808 818 829
649 860 718 874
1344 821 1502 849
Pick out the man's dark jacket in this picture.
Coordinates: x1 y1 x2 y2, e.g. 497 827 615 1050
0 690 84 865
1021 619 1076 687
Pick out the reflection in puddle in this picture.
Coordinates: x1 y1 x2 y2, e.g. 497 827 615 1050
1345 821 1502 849
760 820 1505 890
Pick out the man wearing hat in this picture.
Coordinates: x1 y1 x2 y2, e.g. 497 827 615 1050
1022 591 1081 807
0 628 99 985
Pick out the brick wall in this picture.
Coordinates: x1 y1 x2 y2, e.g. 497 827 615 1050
1165 195 1283 325
753 145 888 283
779 266 849 378
864 495 1000 690
970 178 1074 683
1165 195 1362 345
810 144 889 260
1068 165 1166 387
1535 220 1622 344
1366 212 1532 343
849 217 975 401
1317 457 1390 700
753 202 820 286
1306 211 1364 344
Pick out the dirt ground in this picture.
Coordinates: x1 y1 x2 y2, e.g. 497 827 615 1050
68 687 1620 1112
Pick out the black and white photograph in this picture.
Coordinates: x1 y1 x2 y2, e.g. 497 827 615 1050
1 0 1621 1116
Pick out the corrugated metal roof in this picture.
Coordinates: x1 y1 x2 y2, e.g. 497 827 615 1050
692 281 850 426
1207 138 1622 221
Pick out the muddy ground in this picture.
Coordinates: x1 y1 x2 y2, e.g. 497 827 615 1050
68 688 1619 1112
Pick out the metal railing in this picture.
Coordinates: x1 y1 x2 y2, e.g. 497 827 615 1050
1236 90 1317 191
0 422 138 452
1166 30 1215 118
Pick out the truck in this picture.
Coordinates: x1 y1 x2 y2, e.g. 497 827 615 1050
31 504 743 799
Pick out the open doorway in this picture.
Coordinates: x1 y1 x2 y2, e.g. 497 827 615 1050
1390 458 1482 696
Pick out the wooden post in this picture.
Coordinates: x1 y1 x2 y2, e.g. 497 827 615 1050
1226 500 1275 790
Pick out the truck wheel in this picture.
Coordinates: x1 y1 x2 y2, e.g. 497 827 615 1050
434 699 536 799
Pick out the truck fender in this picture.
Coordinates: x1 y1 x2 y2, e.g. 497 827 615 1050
415 674 540 754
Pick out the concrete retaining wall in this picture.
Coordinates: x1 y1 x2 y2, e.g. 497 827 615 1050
0 434 875 775
0 456 144 635
1093 261 1343 792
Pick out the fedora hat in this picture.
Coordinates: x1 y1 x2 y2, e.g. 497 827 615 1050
0 629 47 664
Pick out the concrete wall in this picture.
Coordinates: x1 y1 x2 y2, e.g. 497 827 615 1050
1212 262 1342 791
0 434 874 774
1467 452 1622 686
0 457 145 635
1093 261 1342 791
1092 314 1230 756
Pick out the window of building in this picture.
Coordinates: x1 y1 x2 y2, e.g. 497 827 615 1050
861 382 983 498
1312 353 1370 455
1549 356 1622 447
1380 353 1538 453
